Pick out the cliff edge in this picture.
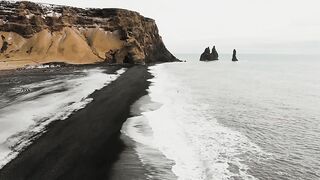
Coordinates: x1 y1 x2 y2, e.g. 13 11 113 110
0 1 178 69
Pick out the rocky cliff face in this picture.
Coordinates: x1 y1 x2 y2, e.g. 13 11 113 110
0 1 178 69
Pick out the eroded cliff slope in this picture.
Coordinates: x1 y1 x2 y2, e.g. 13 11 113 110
0 1 177 69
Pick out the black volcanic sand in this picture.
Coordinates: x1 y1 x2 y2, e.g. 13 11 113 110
0 65 152 180
109 134 150 180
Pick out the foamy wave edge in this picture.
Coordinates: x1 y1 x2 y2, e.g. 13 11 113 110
0 68 126 169
124 63 271 180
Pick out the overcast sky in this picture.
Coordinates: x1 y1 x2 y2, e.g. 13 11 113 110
26 0 320 54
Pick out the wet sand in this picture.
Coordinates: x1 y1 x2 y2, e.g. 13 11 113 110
0 65 152 180
109 134 150 180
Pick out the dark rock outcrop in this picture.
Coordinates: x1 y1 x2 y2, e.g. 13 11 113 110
200 47 211 61
0 1 178 69
0 35 8 53
211 46 219 60
200 46 219 61
232 49 238 61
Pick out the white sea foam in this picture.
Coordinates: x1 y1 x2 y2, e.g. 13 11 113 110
0 68 125 168
123 63 269 180
122 97 177 180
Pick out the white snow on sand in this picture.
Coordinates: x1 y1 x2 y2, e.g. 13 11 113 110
0 68 125 168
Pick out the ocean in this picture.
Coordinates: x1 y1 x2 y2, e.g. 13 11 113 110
122 54 320 180
0 54 319 179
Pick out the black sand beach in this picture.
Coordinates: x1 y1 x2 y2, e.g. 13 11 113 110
0 65 152 180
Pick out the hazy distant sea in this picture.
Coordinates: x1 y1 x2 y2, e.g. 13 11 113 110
123 53 320 180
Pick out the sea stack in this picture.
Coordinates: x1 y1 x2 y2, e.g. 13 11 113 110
232 49 238 61
200 46 219 61
0 1 178 69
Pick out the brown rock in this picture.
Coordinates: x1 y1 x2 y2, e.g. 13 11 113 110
0 1 178 69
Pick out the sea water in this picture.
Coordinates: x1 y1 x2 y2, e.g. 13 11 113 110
123 54 320 180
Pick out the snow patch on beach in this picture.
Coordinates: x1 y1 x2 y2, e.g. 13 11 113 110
0 68 125 168
25 64 61 69
123 63 269 180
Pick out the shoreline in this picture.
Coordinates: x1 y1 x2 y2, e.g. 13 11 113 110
0 61 131 72
109 134 150 180
0 65 152 179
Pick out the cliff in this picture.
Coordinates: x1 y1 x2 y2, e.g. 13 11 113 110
0 1 178 69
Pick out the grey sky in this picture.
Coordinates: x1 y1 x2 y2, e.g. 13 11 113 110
26 0 320 54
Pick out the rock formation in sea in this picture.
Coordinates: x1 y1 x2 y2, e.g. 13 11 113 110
232 49 238 61
200 46 219 61
0 1 178 69
200 47 210 61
